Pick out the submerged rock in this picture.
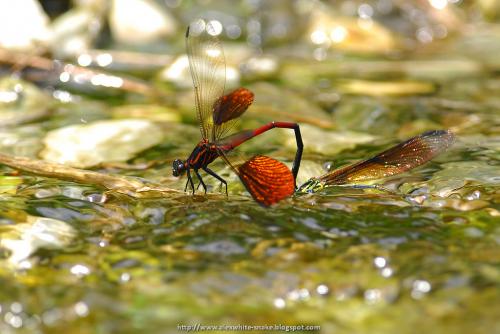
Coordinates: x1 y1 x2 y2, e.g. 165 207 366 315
0 77 53 126
0 125 45 158
433 161 500 186
50 6 105 58
0 215 76 268
40 119 164 168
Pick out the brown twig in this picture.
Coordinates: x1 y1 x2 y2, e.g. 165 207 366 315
0 153 178 197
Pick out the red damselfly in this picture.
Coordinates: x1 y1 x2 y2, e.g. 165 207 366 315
172 20 303 206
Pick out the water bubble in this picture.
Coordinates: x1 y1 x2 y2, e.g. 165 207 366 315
298 288 310 299
96 53 113 67
416 27 433 43
429 0 447 10
273 298 286 309
120 273 131 282
465 190 481 200
4 312 23 328
53 90 73 103
59 71 70 83
77 54 92 67
87 193 106 203
313 47 327 61
434 24 448 39
207 20 223 36
381 267 393 278
10 302 22 313
330 26 348 43
374 256 387 268
411 279 431 299
70 264 90 277
247 20 261 32
358 3 374 19
364 289 382 304
316 284 329 295
74 302 89 317
288 290 300 301
323 161 333 171
311 30 328 45
226 24 241 39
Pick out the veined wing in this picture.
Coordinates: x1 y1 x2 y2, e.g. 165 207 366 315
212 88 254 140
320 130 455 185
238 155 295 207
218 151 294 207
186 19 226 140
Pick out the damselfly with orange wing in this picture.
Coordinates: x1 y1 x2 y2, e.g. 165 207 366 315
172 20 303 206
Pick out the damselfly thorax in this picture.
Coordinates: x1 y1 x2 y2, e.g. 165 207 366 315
186 139 220 170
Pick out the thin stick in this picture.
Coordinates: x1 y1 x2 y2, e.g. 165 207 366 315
0 153 177 196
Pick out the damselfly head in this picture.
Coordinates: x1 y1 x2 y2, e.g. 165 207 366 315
172 159 186 177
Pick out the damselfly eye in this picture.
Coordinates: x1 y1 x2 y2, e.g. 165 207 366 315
172 159 186 177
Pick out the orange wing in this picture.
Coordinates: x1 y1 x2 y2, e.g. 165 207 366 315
212 88 254 140
237 155 295 207
320 130 455 185
213 88 254 125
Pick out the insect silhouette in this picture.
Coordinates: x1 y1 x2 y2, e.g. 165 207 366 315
172 20 303 206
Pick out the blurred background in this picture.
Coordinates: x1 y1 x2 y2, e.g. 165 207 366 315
0 1 499 334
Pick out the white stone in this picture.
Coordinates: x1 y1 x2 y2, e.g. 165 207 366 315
40 119 164 168
109 0 177 44
0 215 76 267
51 8 101 57
160 55 240 89
0 0 51 51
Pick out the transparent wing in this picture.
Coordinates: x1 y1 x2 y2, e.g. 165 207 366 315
186 19 226 140
320 130 455 185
